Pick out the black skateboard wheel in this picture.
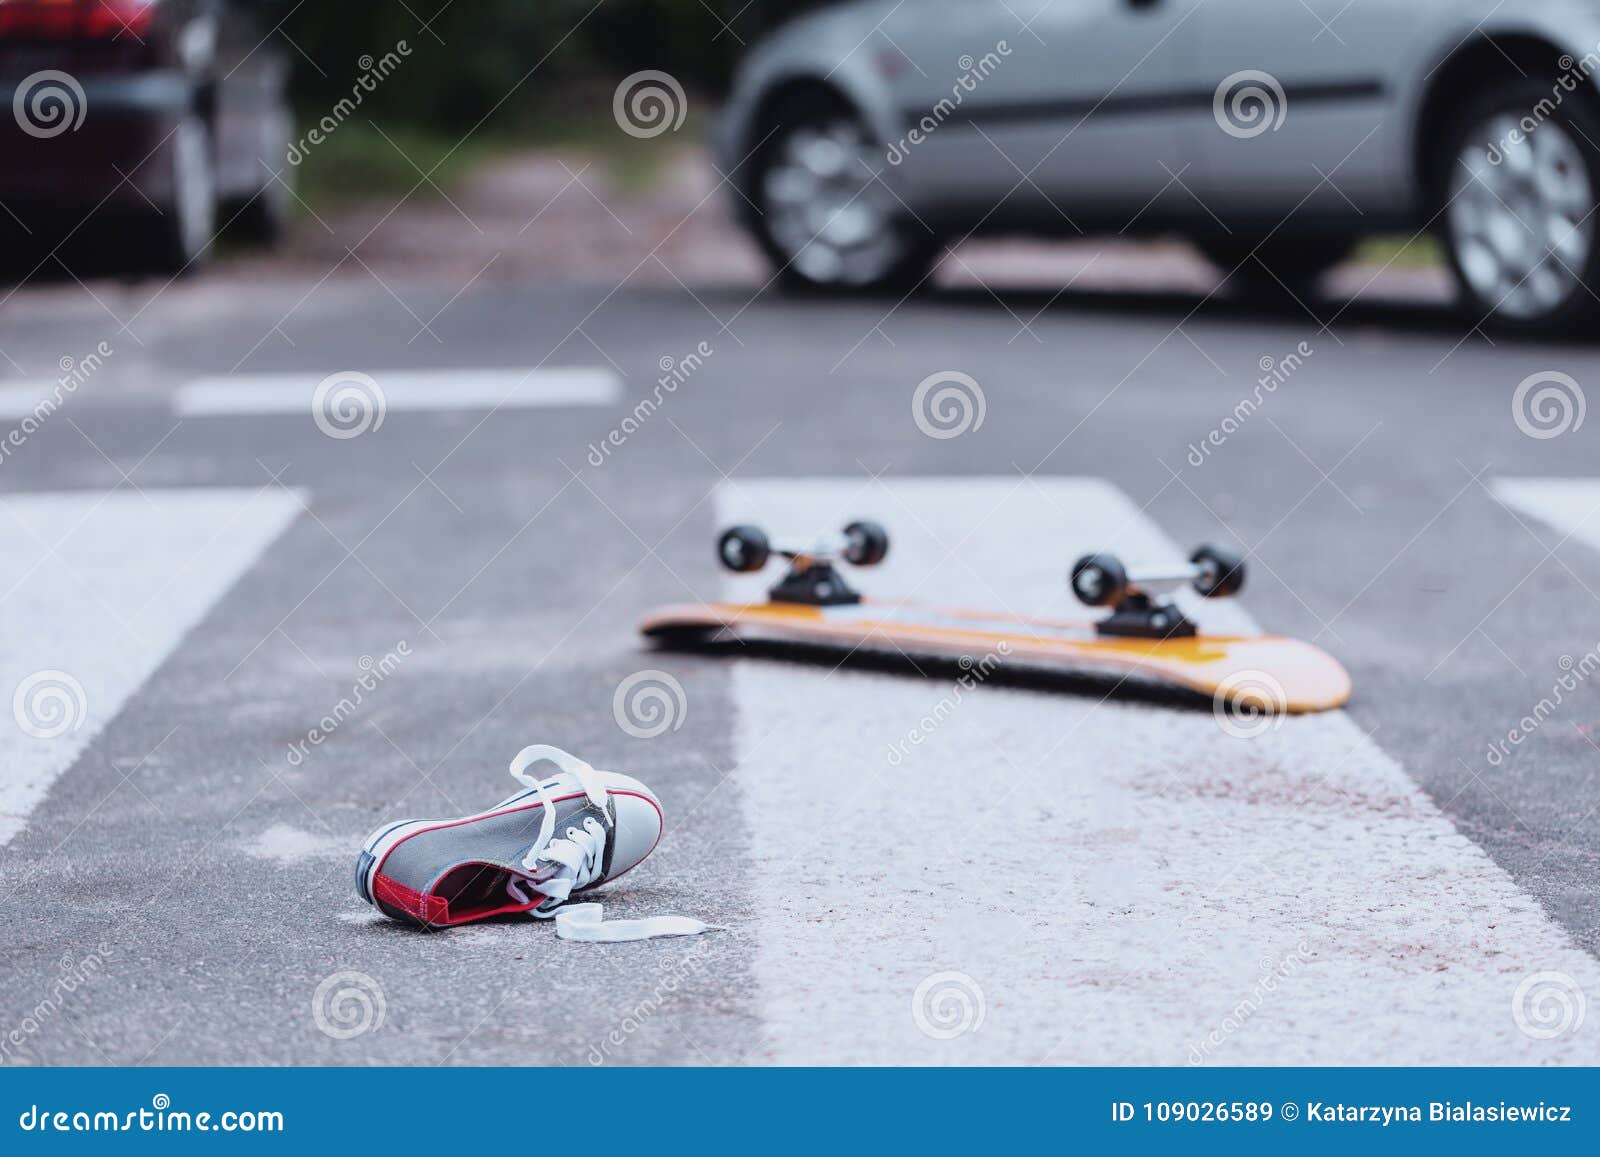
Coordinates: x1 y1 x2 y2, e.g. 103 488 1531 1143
1071 552 1128 607
718 525 770 573
842 520 889 566
1189 543 1245 598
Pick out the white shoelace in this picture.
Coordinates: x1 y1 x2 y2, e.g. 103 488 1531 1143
502 744 722 943
507 744 613 909
553 902 721 943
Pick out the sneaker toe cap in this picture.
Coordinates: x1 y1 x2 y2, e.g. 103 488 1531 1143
609 790 663 876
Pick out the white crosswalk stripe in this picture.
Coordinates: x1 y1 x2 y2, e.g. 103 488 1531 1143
0 383 68 420
1493 477 1600 555
0 489 302 847
175 367 619 416
722 477 1600 1064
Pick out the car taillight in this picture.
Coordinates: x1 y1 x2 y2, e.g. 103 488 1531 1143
0 0 159 39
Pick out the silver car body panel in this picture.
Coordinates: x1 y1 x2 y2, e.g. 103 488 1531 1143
717 0 1600 233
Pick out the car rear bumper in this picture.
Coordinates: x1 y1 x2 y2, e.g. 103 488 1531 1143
0 69 197 212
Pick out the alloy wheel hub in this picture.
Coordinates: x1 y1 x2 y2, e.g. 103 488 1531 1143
1448 113 1594 319
763 121 907 285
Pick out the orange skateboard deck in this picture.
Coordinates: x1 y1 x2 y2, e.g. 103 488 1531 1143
639 599 1350 714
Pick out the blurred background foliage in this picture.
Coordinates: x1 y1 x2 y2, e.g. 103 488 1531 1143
266 1 834 131
265 1 847 207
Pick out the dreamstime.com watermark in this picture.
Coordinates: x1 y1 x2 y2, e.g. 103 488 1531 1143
912 970 986 1039
886 43 1012 165
1511 970 1586 1040
0 340 114 468
287 44 412 165
17 1095 283 1133
285 643 411 767
587 341 714 465
0 943 113 1066
613 70 687 139
1213 70 1286 139
613 669 687 739
585 939 715 1064
887 645 1010 765
11 669 88 740
311 970 387 1040
1512 370 1584 439
12 69 86 138
1187 340 1314 466
913 370 986 439
1212 668 1288 740
1482 45 1600 166
312 370 386 439
1187 942 1314 1064
1482 644 1600 768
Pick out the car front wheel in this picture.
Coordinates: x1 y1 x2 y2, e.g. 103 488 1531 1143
750 95 938 293
1436 79 1600 333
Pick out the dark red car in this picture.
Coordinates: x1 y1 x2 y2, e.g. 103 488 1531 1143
0 0 292 274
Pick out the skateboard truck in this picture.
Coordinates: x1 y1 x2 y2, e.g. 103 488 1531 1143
716 521 889 606
1070 544 1245 639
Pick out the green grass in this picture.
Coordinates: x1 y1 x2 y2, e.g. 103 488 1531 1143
291 122 511 212
516 106 705 193
289 108 703 214
1354 233 1443 269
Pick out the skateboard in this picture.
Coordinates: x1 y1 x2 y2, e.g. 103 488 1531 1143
639 521 1351 714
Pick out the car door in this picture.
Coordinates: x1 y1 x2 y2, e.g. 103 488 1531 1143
879 0 1201 227
1187 0 1452 218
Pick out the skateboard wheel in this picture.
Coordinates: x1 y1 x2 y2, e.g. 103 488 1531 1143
842 520 889 566
718 525 770 573
1071 553 1128 607
1189 543 1245 598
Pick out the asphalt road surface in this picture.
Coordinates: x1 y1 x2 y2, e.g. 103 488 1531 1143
2 259 1599 1065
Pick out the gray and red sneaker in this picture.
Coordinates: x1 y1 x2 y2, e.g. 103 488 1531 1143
356 745 664 929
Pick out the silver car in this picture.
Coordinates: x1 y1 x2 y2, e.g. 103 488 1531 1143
716 0 1600 332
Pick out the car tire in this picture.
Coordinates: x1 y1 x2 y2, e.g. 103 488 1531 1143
149 114 218 273
748 90 939 294
1195 235 1355 295
1432 77 1600 334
